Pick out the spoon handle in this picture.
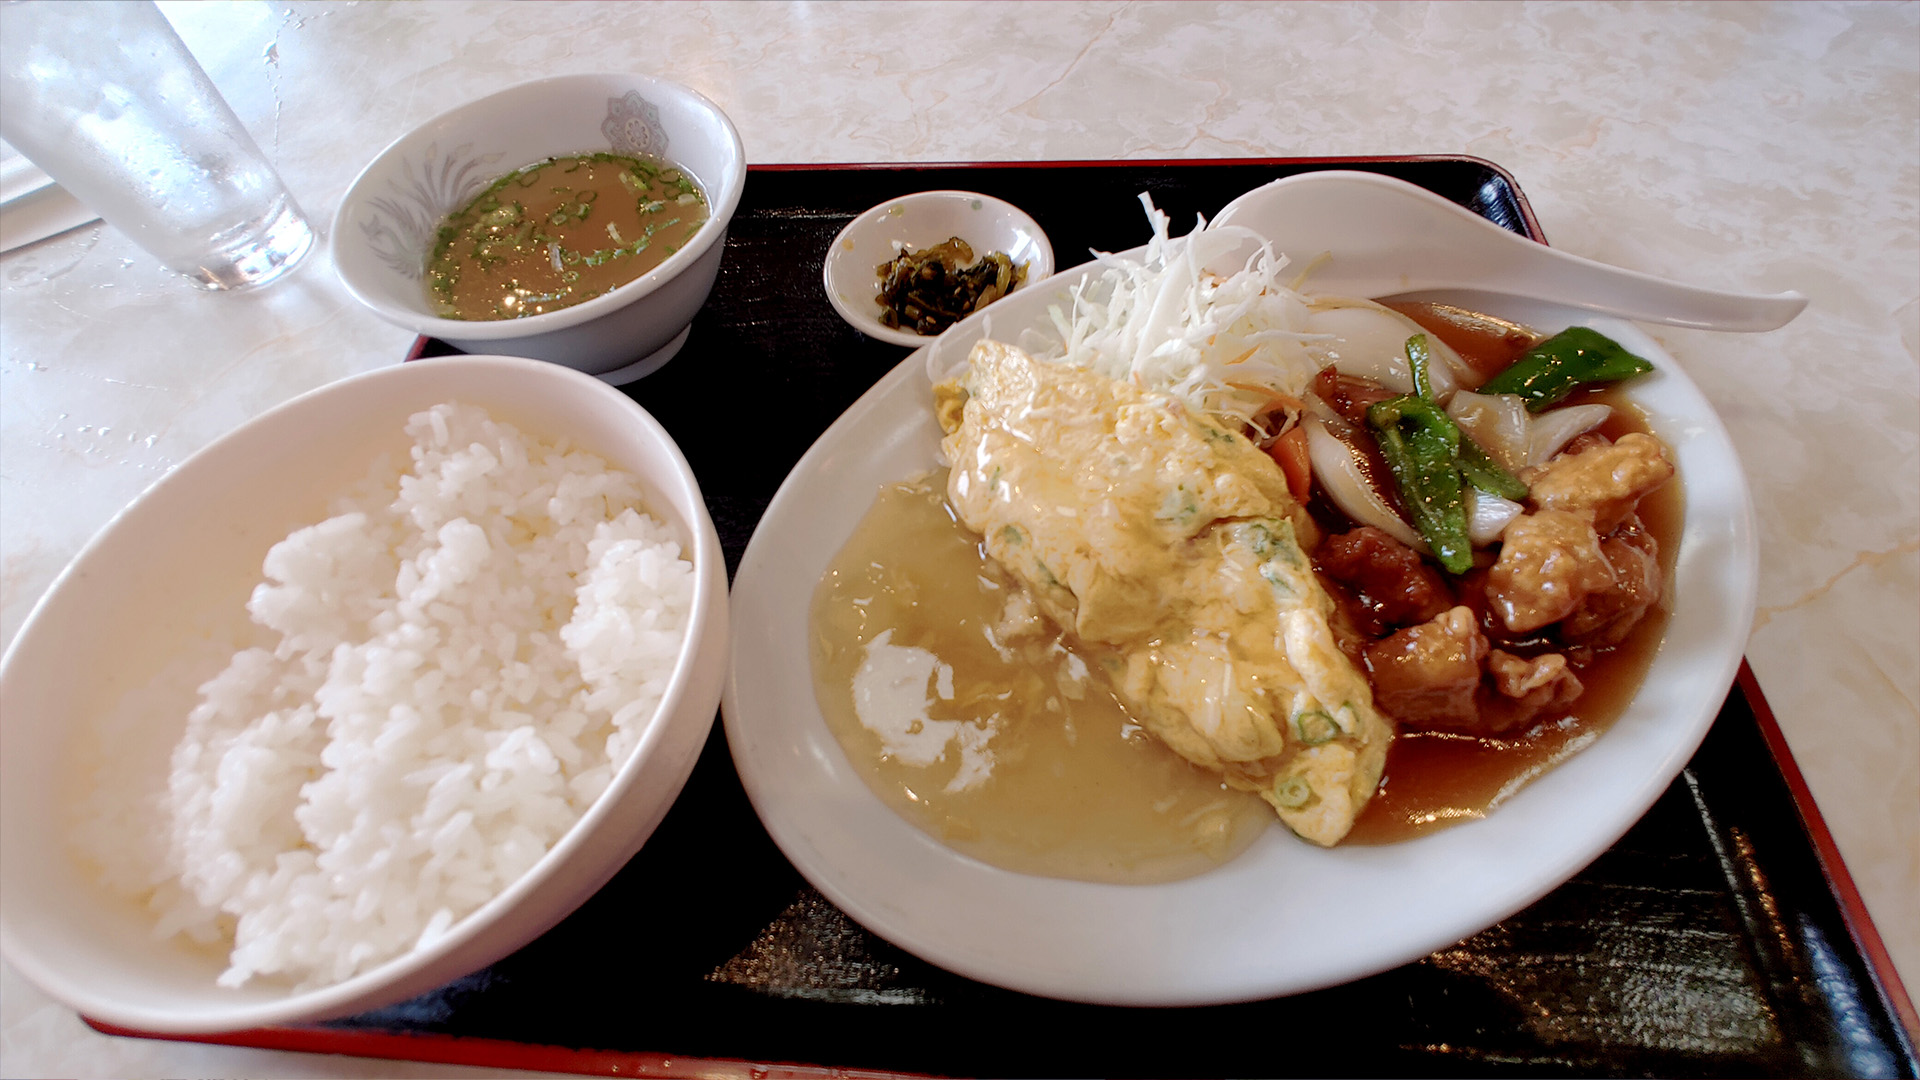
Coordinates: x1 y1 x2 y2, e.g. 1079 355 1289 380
1401 236 1809 333
1213 172 1808 333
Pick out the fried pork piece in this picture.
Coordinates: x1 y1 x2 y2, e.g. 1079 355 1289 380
1564 516 1662 647
1525 432 1674 534
1486 508 1617 633
1490 433 1673 636
1486 650 1584 722
936 339 1392 846
1317 525 1453 636
1363 607 1586 734
1365 606 1486 729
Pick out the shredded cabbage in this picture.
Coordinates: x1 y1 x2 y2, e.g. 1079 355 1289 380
1029 194 1329 437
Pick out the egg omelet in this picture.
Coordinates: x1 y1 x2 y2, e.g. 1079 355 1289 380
934 340 1392 846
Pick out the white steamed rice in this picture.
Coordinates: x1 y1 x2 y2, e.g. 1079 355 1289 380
112 402 693 989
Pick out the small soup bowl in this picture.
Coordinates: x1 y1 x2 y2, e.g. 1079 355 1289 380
333 74 745 382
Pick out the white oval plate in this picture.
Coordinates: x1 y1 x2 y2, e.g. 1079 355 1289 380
724 251 1757 1005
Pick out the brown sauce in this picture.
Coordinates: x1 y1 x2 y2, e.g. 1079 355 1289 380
1345 447 1681 843
426 153 706 320
1344 305 1685 843
1383 299 1541 379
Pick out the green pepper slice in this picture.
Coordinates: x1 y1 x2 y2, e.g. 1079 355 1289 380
1364 334 1528 572
1414 334 1526 498
1457 436 1529 502
1368 392 1473 574
1478 326 1655 412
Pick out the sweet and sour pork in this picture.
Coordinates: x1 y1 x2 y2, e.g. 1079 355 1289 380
1318 429 1674 735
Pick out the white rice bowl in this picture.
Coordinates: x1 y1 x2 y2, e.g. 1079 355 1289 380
0 356 728 1033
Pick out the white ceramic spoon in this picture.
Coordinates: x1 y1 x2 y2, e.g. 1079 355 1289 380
1209 170 1807 332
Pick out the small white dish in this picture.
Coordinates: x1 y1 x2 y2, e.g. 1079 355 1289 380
0 355 729 1033
332 74 746 381
822 190 1054 347
726 249 1757 1006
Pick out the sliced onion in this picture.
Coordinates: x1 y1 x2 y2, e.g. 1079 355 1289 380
1303 417 1426 551
1466 487 1525 546
1525 404 1612 466
1303 300 1470 401
1447 391 1532 474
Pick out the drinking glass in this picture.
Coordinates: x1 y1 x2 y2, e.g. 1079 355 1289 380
0 0 314 290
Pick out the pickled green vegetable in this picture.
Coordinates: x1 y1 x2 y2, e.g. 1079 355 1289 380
875 237 1028 336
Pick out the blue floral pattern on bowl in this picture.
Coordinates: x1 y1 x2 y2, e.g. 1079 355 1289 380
603 92 669 159
358 93 672 280
358 142 504 279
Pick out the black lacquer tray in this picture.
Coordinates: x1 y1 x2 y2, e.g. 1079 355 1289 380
96 158 1919 1079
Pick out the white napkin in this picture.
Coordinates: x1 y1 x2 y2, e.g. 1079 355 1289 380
0 139 101 252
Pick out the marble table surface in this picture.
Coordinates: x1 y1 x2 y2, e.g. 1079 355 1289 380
2 2 1914 1076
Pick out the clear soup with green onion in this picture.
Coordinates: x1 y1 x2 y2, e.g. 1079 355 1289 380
425 152 707 321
